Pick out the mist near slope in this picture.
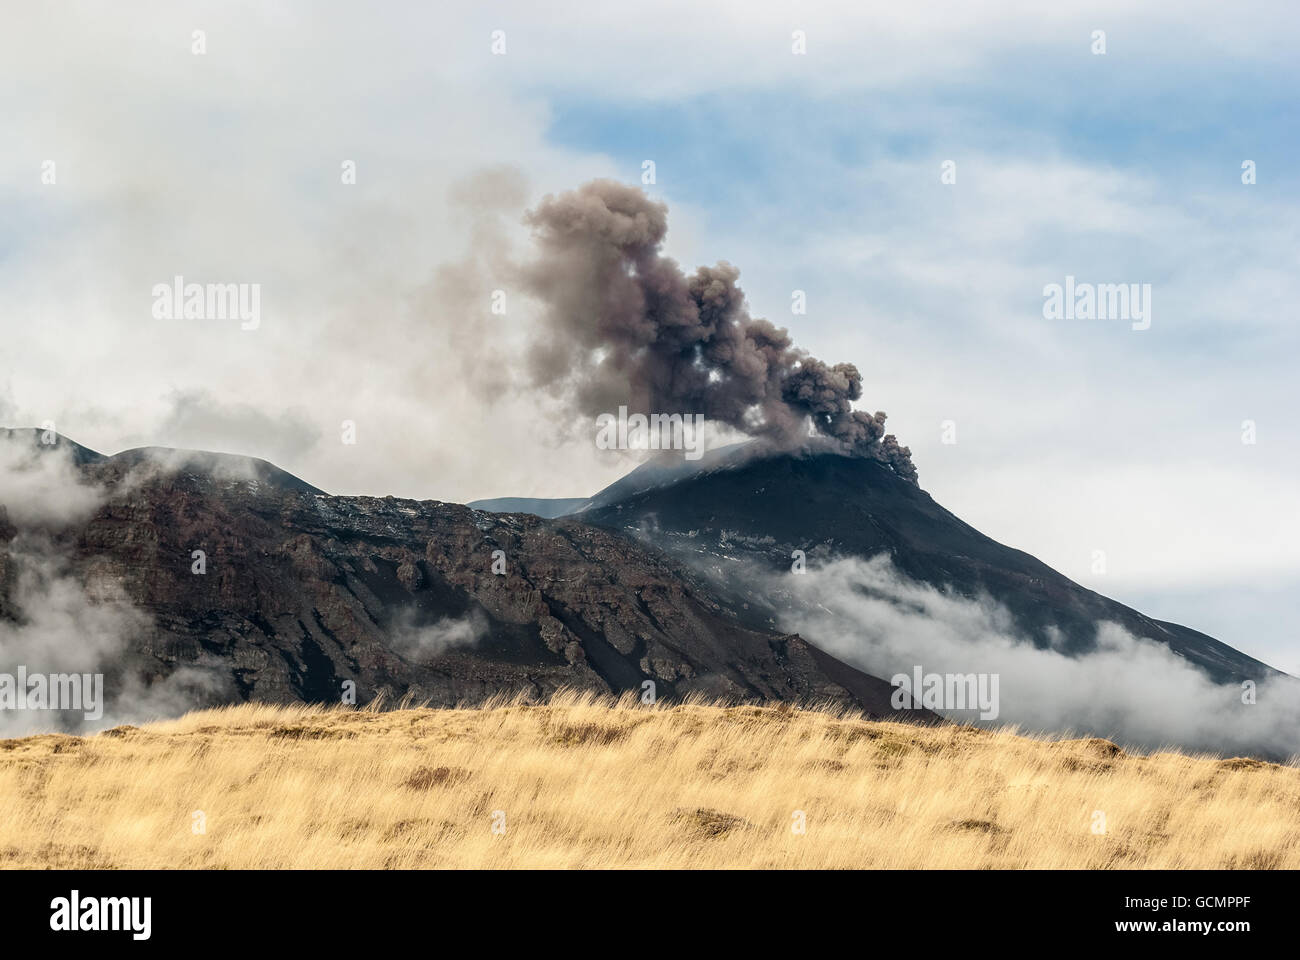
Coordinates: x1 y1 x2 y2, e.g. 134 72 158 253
387 610 489 663
0 439 103 528
0 441 230 735
774 554 1299 758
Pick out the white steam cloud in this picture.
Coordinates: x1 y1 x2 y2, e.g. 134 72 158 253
777 555 1300 758
387 610 488 663
0 439 230 734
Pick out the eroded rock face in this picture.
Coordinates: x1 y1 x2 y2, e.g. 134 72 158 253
0 451 909 717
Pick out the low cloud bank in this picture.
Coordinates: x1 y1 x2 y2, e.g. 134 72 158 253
776 555 1300 758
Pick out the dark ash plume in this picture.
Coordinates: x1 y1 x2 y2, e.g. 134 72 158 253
521 180 917 482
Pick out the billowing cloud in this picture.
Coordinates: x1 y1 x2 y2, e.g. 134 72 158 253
519 180 916 479
776 555 1300 758
0 439 231 734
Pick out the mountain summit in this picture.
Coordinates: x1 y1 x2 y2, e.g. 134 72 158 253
574 446 1274 685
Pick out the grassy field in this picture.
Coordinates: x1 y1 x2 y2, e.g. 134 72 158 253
1 691 1296 869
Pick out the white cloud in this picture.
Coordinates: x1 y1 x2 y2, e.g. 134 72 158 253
778 555 1300 757
0 443 231 734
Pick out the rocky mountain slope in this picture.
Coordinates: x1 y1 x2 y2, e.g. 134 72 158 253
0 432 916 721
487 444 1278 687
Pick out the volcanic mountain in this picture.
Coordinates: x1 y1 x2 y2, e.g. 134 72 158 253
1 428 1281 744
0 430 920 725
474 442 1278 687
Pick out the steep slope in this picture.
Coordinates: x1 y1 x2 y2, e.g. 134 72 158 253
579 447 1277 686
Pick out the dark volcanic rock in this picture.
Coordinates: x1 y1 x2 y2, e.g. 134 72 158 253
0 440 919 719
579 448 1278 686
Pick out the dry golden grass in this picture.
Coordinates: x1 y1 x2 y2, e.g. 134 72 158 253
1 691 1297 868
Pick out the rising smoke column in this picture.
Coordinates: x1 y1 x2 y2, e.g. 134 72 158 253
520 180 917 482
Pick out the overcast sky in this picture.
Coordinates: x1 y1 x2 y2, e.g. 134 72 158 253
2 1 1297 671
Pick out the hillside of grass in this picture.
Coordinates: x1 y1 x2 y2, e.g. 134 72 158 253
1 692 1296 868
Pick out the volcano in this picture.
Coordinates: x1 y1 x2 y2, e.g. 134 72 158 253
577 444 1268 686
475 443 1278 688
0 429 1280 743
